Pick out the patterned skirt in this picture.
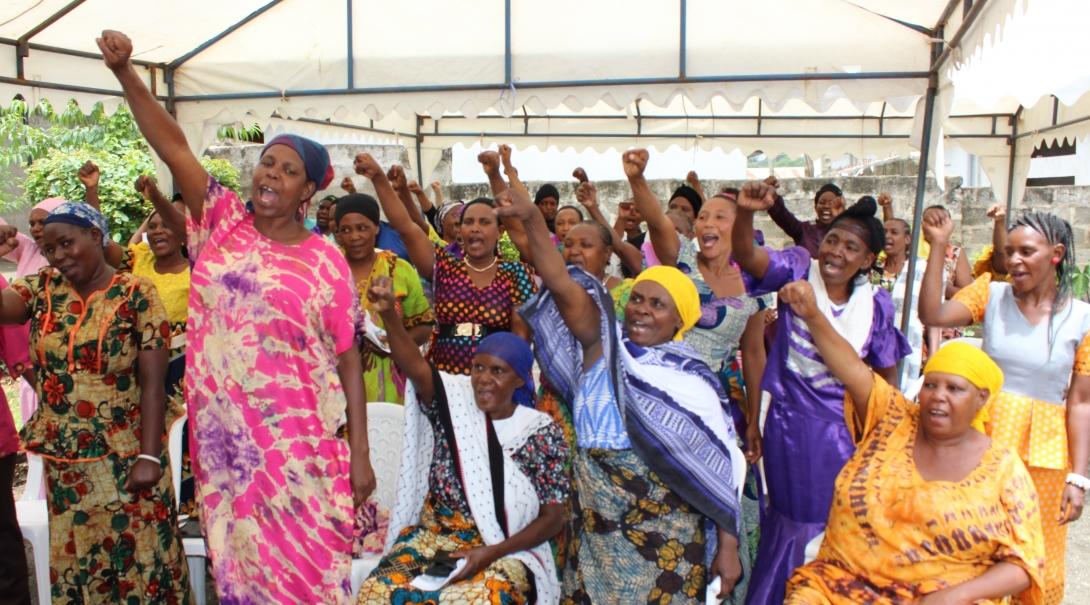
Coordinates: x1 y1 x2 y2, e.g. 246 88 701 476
46 452 190 604
356 498 532 604
561 448 710 605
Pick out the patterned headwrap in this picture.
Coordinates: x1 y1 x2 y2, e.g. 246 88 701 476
922 341 1004 432
44 202 110 247
632 265 700 341
436 201 465 238
33 197 66 214
475 332 535 407
261 134 335 193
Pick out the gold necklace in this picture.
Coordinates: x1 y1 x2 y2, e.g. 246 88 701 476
464 256 498 272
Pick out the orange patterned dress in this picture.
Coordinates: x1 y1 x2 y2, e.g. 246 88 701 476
953 274 1090 604
785 375 1045 604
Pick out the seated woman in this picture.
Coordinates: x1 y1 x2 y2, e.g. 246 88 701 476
356 277 570 604
498 158 746 604
778 280 1045 605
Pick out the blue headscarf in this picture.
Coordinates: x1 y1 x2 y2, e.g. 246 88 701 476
261 134 334 192
476 332 535 407
44 202 110 247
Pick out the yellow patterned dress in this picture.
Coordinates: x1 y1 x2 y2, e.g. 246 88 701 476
13 268 190 604
785 375 1045 604
953 274 1090 604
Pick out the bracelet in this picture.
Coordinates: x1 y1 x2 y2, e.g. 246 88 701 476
1065 473 1090 491
136 454 161 465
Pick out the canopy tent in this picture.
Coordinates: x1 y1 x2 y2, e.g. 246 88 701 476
2 0 1089 337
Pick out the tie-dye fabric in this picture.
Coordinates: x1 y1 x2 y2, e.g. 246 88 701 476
186 178 362 605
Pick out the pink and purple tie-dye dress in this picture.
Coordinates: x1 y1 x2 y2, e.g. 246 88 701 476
186 178 362 604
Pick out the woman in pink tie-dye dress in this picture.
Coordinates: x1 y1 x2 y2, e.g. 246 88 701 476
100 29 375 604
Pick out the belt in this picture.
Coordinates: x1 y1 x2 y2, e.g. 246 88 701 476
437 322 494 339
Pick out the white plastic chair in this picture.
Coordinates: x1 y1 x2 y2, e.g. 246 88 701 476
350 402 406 596
168 416 208 605
15 453 50 605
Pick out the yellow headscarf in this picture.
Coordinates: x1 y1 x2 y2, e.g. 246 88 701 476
632 265 701 341
921 342 1004 432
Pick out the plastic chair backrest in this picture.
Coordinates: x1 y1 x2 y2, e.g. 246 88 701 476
20 453 44 502
366 402 406 511
168 416 186 503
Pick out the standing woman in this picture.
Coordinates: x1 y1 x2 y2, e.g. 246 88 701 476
919 210 1090 605
877 217 931 389
0 202 189 602
731 183 910 605
99 30 375 604
354 154 535 375
335 193 434 404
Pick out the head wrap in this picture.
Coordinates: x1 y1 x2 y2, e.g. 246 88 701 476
334 193 381 227
436 202 465 237
534 183 560 205
814 183 843 203
829 195 885 254
319 194 339 205
922 342 1004 432
669 185 703 216
44 202 110 247
33 197 65 215
261 134 334 191
475 332 536 407
632 265 700 341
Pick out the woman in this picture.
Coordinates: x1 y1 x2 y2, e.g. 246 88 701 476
731 182 911 605
766 181 845 259
553 205 584 245
335 193 434 404
436 201 464 250
779 279 1045 605
355 153 535 375
357 277 569 604
877 217 930 389
0 202 190 603
667 184 703 223
100 30 375 604
919 210 1090 605
500 179 746 604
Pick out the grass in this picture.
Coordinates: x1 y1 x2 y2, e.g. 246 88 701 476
4 377 20 429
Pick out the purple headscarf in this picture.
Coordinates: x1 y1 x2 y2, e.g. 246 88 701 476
476 332 535 407
261 134 334 193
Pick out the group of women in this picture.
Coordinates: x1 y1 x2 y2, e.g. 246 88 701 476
1 27 1086 605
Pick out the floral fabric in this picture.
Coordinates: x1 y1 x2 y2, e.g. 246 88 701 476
186 177 362 604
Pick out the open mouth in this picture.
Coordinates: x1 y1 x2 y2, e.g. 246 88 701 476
255 185 280 208
699 232 720 248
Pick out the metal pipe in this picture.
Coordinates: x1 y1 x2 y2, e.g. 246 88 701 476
0 75 126 98
346 0 355 89
415 115 424 183
290 116 419 139
932 0 991 74
1005 107 1023 218
170 0 282 68
678 0 687 78
1013 113 1090 140
15 0 86 78
426 111 1006 122
504 0 512 85
0 38 160 68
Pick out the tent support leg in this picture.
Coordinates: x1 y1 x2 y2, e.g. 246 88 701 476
1005 108 1022 220
415 115 424 184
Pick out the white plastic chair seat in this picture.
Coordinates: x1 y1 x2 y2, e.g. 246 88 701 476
350 555 381 596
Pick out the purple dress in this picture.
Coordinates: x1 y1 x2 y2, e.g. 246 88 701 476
742 247 910 605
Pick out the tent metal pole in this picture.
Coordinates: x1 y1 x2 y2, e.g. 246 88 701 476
170 0 282 68
932 0 992 73
290 116 419 139
347 0 355 89
165 67 176 117
416 115 425 184
898 78 939 357
504 0 512 85
0 38 160 68
1005 107 1022 219
420 131 1001 140
15 0 85 79
1014 114 1090 140
0 75 133 98
679 0 687 78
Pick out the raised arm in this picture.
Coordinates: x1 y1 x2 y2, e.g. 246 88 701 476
731 182 776 279
498 144 529 198
766 187 805 243
368 276 434 403
97 30 208 223
482 149 532 262
917 210 974 327
78 161 102 210
388 166 430 234
354 154 437 279
877 192 894 222
623 149 679 266
575 181 642 273
986 204 1009 275
685 170 708 203
496 189 601 356
779 280 874 419
135 175 185 239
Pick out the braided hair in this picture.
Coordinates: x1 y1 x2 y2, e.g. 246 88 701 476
1009 210 1076 356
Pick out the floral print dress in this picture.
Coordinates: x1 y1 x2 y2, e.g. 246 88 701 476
14 268 190 604
186 178 363 604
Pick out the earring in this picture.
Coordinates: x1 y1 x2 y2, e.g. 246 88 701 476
1052 256 1061 265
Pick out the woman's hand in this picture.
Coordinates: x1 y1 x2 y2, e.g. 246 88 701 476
96 30 133 72
78 161 101 191
354 153 386 181
498 144 516 173
622 149 649 180
922 208 954 246
351 449 376 508
124 457 162 492
387 165 409 192
449 545 499 582
366 276 397 314
1059 484 1085 525
737 181 777 213
778 280 821 321
914 587 971 605
572 167 588 183
712 534 742 598
0 225 20 257
494 188 538 224
575 181 598 209
341 176 357 194
478 150 501 176
744 422 762 463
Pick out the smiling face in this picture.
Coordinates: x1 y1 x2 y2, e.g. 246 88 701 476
817 222 876 287
1004 226 1063 294
460 202 499 261
623 280 682 346
252 145 317 220
146 206 184 260
563 223 611 278
694 196 736 261
470 353 522 417
554 207 583 242
29 208 50 246
40 223 105 287
883 219 911 259
918 372 989 439
814 190 845 225
335 212 379 262
668 196 696 222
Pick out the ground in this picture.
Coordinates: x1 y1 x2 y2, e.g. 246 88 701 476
6 383 1088 603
